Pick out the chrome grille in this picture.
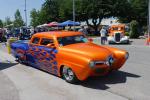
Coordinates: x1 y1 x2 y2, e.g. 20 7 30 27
115 33 121 42
95 61 105 65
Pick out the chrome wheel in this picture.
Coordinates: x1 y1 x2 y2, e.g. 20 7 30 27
16 56 26 64
16 57 22 63
62 66 78 83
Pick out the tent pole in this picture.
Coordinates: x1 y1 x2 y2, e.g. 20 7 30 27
73 0 75 31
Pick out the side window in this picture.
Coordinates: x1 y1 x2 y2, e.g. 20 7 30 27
40 38 53 45
32 37 40 44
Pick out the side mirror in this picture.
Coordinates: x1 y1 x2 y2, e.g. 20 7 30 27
88 38 93 42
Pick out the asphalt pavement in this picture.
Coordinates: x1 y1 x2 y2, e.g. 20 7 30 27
0 38 150 100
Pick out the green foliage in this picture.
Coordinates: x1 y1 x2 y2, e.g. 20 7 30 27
40 0 61 23
58 0 115 34
58 0 73 21
30 9 40 27
13 9 24 27
131 0 148 26
142 26 148 35
29 0 148 33
0 20 3 28
125 32 129 36
119 0 148 26
129 20 140 38
4 17 13 27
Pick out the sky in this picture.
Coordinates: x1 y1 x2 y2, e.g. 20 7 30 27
0 0 45 25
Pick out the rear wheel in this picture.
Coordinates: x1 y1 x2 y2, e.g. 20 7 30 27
16 57 23 63
16 56 27 65
62 66 78 83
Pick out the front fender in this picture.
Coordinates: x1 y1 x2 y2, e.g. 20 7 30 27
108 36 115 41
103 46 128 70
59 60 91 81
120 36 129 41
111 51 127 70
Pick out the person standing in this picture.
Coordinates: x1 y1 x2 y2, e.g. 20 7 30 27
100 26 107 45
78 26 88 35
30 27 35 37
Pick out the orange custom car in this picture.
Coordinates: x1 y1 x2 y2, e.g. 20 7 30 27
11 31 129 83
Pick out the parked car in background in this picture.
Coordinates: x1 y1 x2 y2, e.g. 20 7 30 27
108 24 129 44
19 34 31 40
0 28 7 42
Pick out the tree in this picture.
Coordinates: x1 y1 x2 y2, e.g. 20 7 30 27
129 20 140 38
14 9 24 27
32 0 147 34
58 0 73 21
35 0 75 24
30 9 40 27
4 17 13 27
57 0 132 34
78 0 113 32
0 20 3 28
118 0 148 26
130 0 148 26
58 0 115 34
40 0 61 23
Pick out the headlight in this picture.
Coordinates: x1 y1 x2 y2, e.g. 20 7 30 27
106 56 114 66
105 60 110 66
89 61 95 68
125 52 129 59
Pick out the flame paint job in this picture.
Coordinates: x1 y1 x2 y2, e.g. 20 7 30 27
11 31 128 81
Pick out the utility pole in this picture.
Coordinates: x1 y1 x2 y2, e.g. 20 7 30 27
24 0 27 27
73 0 75 30
148 0 150 41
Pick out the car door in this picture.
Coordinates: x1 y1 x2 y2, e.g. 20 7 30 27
26 37 41 67
37 38 58 75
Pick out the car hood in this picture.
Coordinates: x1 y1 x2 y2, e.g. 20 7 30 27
60 43 113 60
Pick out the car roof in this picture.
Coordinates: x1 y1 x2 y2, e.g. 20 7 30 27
33 31 83 38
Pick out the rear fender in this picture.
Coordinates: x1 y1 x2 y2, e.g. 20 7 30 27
15 49 26 60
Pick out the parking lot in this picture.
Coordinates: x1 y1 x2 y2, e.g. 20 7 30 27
0 38 150 100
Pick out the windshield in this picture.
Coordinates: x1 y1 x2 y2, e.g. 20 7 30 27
112 27 118 31
57 35 88 46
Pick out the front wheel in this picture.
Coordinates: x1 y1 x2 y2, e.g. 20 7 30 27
62 66 78 83
108 41 112 45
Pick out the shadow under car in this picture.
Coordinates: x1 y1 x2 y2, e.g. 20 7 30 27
78 70 140 90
